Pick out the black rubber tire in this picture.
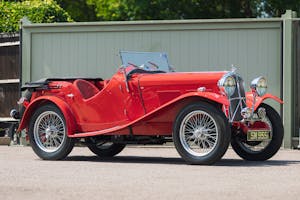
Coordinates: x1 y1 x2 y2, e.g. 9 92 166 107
28 104 75 160
86 138 126 157
173 102 231 165
231 103 284 161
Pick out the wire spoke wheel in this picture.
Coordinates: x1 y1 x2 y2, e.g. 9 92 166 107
173 103 230 165
34 111 66 153
29 104 75 160
231 103 284 161
180 111 218 157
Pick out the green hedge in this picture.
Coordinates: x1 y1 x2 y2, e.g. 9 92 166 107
0 0 73 33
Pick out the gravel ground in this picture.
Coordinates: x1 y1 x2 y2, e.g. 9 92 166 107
0 146 300 200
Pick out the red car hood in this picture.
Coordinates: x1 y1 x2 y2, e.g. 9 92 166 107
138 71 227 91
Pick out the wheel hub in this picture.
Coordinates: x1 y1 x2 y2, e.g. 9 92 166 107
45 125 58 138
45 127 52 138
194 128 208 140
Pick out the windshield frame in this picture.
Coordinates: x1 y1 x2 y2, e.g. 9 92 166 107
120 51 171 73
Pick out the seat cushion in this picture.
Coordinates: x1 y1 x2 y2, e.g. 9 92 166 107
74 79 99 99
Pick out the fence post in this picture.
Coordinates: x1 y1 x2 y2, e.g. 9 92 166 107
282 10 297 148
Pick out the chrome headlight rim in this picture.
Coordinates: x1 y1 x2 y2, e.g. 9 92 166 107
218 73 237 97
250 76 267 96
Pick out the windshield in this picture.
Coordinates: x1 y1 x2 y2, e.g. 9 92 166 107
120 51 171 72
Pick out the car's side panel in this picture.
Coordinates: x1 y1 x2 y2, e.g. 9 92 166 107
67 71 228 134
69 75 131 132
137 72 226 113
125 78 146 120
69 92 229 138
130 92 229 135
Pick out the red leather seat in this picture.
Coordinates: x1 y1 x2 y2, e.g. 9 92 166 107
74 79 99 99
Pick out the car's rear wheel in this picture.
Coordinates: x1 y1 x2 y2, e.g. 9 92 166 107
173 102 231 165
231 103 283 161
86 137 126 157
28 104 75 160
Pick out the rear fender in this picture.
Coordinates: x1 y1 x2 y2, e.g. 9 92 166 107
18 96 77 136
246 92 283 111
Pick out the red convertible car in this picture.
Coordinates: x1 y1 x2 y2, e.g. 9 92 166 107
11 51 283 165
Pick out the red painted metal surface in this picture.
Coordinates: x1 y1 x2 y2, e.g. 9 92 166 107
18 69 228 136
246 92 283 110
17 67 282 138
232 121 271 134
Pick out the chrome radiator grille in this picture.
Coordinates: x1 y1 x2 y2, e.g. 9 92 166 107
228 75 246 122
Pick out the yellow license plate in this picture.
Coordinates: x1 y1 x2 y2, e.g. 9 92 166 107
247 131 270 141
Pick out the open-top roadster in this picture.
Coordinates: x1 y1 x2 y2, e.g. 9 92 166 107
11 51 283 165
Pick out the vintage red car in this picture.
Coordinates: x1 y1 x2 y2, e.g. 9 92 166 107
11 51 284 165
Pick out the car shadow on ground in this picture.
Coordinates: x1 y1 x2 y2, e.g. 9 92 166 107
215 159 300 167
64 155 300 167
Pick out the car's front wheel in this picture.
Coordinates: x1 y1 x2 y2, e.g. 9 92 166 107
231 103 284 161
173 102 231 165
28 104 75 160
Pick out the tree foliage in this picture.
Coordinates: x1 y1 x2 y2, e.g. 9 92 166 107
0 0 72 33
259 0 300 17
55 0 300 22
85 0 259 21
3 0 300 31
56 0 97 21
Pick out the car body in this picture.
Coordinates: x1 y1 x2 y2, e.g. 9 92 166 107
11 51 284 165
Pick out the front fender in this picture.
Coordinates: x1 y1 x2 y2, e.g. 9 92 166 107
187 91 229 106
246 92 283 111
18 96 77 136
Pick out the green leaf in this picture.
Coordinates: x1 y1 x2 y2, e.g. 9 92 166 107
0 0 73 33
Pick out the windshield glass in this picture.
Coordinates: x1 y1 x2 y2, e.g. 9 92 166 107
120 51 171 72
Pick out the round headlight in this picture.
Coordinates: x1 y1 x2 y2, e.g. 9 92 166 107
250 76 267 96
218 75 236 97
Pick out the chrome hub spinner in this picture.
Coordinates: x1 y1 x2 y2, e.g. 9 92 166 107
45 125 58 139
257 107 267 119
194 128 208 140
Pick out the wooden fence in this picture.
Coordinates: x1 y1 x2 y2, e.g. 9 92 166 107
0 33 20 118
